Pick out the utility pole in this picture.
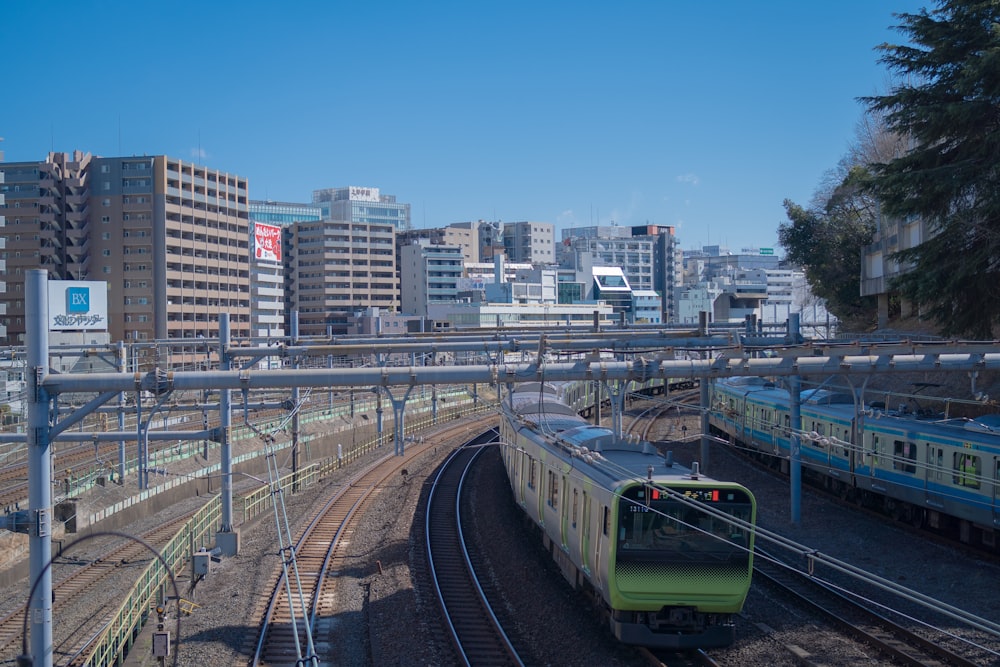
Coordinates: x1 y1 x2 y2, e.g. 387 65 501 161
26 269 54 667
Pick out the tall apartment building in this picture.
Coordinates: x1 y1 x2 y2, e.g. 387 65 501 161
0 139 7 340
287 218 397 336
559 234 656 290
248 201 322 340
450 219 504 263
502 221 555 264
633 225 681 323
398 222 483 265
0 151 251 345
860 215 929 327
559 224 630 242
399 239 464 318
312 186 410 231
560 224 681 323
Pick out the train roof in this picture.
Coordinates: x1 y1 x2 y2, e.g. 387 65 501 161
715 377 853 404
717 377 1000 444
514 418 738 491
509 390 581 419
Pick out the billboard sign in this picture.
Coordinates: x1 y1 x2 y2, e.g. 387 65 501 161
348 186 380 202
48 281 108 331
457 277 487 291
253 222 283 263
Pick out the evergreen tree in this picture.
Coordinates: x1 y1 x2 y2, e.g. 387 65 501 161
778 166 879 329
862 0 1000 338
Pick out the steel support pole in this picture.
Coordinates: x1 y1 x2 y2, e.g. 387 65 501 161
604 380 627 440
220 313 232 531
390 387 414 456
292 313 301 491
789 314 802 525
217 313 240 555
700 379 711 472
117 341 126 484
790 375 802 525
26 269 53 667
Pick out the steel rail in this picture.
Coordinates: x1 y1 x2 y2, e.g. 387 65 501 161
426 436 524 667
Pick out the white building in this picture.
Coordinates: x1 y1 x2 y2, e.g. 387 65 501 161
503 221 556 264
399 239 464 318
427 301 613 330
632 290 662 324
428 252 613 329
675 271 768 325
248 200 323 340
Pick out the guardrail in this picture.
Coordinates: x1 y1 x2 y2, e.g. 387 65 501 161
83 495 221 666
81 392 495 666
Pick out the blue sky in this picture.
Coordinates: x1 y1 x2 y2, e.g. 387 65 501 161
1 1 925 252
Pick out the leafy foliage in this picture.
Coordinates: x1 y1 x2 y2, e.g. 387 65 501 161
861 0 1000 338
778 168 879 329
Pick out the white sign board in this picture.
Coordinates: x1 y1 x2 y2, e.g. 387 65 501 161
47 281 109 331
348 186 380 202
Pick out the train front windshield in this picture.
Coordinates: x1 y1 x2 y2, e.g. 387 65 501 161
616 485 753 564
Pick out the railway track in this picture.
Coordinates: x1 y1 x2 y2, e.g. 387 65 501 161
625 388 702 443
425 432 524 667
753 547 985 666
0 510 195 663
244 417 496 666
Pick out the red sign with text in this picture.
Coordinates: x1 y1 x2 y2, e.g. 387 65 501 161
254 223 282 263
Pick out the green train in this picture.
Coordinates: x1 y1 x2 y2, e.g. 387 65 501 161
499 382 756 648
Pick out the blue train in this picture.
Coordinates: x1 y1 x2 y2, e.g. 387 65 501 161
708 376 1000 550
500 382 756 648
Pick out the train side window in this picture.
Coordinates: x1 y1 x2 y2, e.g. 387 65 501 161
892 440 917 473
572 488 579 528
784 414 790 429
528 460 537 490
548 470 559 508
602 506 610 537
953 451 981 489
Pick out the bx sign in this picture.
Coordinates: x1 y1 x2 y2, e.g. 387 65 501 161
47 281 108 331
